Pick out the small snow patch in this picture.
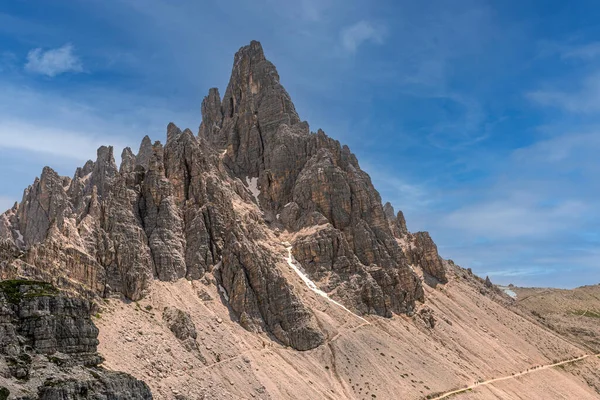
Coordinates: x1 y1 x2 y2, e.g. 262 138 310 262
245 177 260 205
283 243 368 324
14 229 24 244
81 172 92 183
218 285 230 302
499 286 517 299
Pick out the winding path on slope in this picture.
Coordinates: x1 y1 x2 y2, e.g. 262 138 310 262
428 353 600 400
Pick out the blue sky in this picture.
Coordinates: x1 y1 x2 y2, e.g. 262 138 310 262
1 0 599 288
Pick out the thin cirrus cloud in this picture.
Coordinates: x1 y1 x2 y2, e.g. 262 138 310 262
526 78 600 114
340 20 386 53
561 41 600 60
24 43 83 77
0 119 127 161
528 41 600 113
443 198 589 239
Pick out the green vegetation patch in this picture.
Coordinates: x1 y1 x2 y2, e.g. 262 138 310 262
0 279 58 304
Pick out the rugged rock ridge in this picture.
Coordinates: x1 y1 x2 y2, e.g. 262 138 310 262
383 202 447 284
0 40 448 350
0 280 151 399
200 40 424 316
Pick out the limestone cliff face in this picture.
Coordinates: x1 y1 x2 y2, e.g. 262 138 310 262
0 280 151 399
0 40 447 350
200 41 424 316
384 203 447 284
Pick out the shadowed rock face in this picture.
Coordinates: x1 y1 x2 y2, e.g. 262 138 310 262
0 40 446 349
0 280 151 399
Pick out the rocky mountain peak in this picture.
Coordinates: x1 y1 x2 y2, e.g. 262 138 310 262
234 39 266 64
383 201 396 220
200 40 301 178
137 135 154 169
0 41 452 352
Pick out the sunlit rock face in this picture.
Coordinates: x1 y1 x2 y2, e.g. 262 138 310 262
0 41 446 350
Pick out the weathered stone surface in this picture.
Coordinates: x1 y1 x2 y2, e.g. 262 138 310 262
201 40 301 180
0 280 151 399
37 370 152 400
17 166 69 246
414 305 436 329
199 42 424 316
218 229 324 350
162 306 205 361
163 307 197 342
383 203 408 238
403 232 448 284
0 204 23 250
395 211 408 237
140 141 187 281
384 204 447 284
199 88 224 148
0 40 443 351
383 202 396 221
136 135 153 169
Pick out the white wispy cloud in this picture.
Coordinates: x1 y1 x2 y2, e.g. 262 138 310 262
25 43 83 77
483 267 553 278
526 75 600 114
361 161 433 210
528 40 600 113
443 197 588 238
0 82 199 164
561 42 600 60
0 119 127 161
340 20 385 53
441 128 599 240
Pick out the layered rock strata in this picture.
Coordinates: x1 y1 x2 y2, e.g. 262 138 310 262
0 280 151 399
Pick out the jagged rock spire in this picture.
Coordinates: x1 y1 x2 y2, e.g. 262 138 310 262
396 210 408 236
120 147 136 174
199 40 301 178
136 135 153 169
383 202 396 220
199 88 223 147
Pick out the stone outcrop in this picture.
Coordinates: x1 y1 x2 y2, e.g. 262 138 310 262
406 232 448 284
384 204 447 284
0 280 151 399
218 230 324 350
0 40 452 351
162 307 205 362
